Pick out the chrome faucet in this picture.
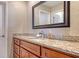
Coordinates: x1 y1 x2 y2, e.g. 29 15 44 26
38 31 46 38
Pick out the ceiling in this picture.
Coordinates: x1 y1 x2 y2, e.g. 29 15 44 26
42 1 63 8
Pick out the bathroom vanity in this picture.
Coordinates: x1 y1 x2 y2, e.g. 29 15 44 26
13 35 79 58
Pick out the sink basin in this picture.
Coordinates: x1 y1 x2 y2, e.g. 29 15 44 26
18 36 38 39
19 35 48 40
27 37 48 40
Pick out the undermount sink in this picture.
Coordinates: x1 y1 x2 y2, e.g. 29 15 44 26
19 35 50 40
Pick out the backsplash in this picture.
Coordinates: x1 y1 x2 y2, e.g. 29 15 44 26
33 28 70 40
14 33 79 42
62 36 79 42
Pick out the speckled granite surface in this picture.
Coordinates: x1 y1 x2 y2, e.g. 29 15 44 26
14 35 79 57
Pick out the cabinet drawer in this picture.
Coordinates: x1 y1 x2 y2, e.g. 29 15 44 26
29 53 38 58
41 47 72 58
14 44 19 55
20 47 29 58
20 40 40 56
13 53 19 58
14 38 20 45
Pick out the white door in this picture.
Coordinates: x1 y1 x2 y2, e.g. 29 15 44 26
0 2 6 58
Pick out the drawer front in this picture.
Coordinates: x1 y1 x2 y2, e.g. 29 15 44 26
41 48 72 58
20 40 40 56
29 53 38 58
14 44 19 55
14 38 20 45
13 53 19 58
20 47 29 58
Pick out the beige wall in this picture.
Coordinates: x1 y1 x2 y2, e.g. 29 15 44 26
70 2 79 36
26 1 79 38
7 1 28 57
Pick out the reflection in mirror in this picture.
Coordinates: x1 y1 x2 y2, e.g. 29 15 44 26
33 1 70 29
39 10 50 25
34 1 64 26
50 2 64 24
51 9 64 24
34 2 51 26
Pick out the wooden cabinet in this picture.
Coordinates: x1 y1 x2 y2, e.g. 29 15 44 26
13 37 78 58
14 44 20 55
13 38 39 58
20 40 40 56
29 53 38 58
20 47 29 58
20 47 38 58
13 38 20 58
41 47 72 58
13 53 19 58
14 38 20 45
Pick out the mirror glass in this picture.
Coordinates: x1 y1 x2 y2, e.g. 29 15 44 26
34 1 64 26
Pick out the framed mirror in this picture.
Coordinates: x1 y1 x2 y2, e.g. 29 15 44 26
32 1 70 29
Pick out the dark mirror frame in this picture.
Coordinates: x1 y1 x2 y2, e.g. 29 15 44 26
32 1 70 29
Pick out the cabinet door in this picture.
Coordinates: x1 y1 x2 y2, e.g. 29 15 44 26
41 47 72 58
29 53 38 58
20 47 29 58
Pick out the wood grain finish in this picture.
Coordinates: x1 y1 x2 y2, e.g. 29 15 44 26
41 47 72 58
14 38 20 45
13 53 19 58
29 53 38 58
14 44 19 55
20 40 40 56
20 47 29 58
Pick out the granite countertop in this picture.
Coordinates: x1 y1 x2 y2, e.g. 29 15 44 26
14 35 79 57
